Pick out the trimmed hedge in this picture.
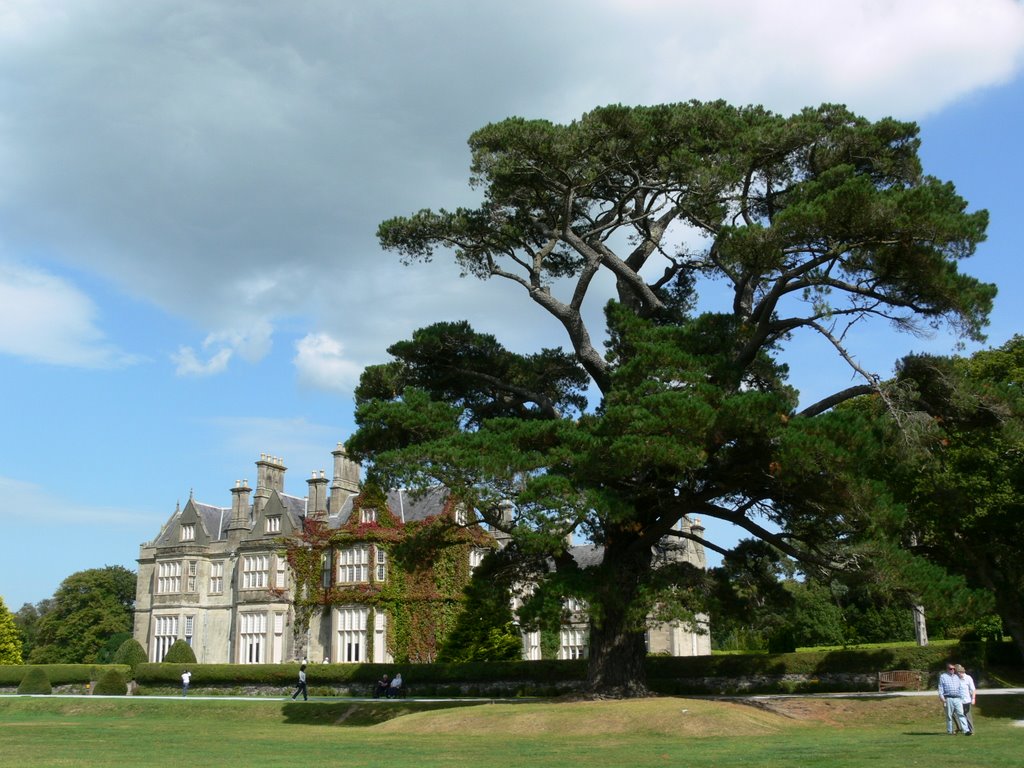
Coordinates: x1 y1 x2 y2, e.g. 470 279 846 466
162 639 197 664
133 658 587 689
17 667 51 694
112 639 148 674
93 668 128 696
0 664 130 686
134 643 1011 692
3 642 1017 697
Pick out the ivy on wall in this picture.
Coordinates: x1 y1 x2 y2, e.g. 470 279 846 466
283 484 494 662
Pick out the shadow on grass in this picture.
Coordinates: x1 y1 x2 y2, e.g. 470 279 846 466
902 732 957 737
280 700 487 726
975 695 1024 721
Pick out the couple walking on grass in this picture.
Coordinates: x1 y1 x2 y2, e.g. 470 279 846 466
938 662 976 736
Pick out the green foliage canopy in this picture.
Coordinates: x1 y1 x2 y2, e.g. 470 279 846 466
0 596 23 665
29 566 136 664
887 335 1024 659
355 101 993 695
13 599 53 662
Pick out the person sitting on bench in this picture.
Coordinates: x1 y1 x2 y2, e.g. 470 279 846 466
386 673 403 699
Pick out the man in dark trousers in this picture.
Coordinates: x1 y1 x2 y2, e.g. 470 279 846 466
291 664 308 701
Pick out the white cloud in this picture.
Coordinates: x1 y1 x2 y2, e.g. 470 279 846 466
600 0 1024 117
293 332 363 394
172 319 274 376
0 260 139 368
0 0 1022 378
0 475 148 525
171 343 233 377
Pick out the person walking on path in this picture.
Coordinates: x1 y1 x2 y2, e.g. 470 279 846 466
181 670 191 697
956 664 977 733
938 662 971 735
292 664 308 701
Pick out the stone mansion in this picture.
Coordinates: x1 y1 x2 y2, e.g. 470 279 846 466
133 442 711 664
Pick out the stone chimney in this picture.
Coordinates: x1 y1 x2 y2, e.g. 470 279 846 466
688 516 706 569
329 442 361 514
227 479 252 534
307 470 329 520
489 500 515 548
254 454 287 514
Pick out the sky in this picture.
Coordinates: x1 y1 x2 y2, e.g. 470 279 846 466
1 0 1023 612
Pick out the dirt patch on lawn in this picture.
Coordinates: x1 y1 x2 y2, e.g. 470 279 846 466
372 695 942 738
733 695 938 728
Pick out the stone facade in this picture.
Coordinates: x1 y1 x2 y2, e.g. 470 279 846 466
134 441 710 664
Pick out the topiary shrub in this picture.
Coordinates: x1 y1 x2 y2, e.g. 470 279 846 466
162 639 197 664
113 638 148 674
93 667 127 695
17 667 52 695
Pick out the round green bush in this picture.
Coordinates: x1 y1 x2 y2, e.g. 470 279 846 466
93 668 127 695
112 638 148 673
17 667 52 695
162 639 197 664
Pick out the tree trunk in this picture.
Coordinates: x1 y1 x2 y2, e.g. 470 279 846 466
291 604 313 662
583 538 653 697
585 614 649 697
967 551 1024 663
913 605 928 646
991 589 1024 663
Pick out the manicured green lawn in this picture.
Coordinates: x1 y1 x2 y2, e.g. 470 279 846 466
1 695 1021 767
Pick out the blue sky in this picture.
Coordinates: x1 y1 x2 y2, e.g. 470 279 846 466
1 0 1023 611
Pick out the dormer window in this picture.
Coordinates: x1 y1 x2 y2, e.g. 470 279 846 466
360 507 377 524
180 524 195 542
266 516 281 534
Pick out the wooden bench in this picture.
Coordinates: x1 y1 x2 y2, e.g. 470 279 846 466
878 669 925 692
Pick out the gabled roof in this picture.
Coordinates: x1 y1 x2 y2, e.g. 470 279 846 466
150 485 453 549
387 487 450 524
151 500 230 547
329 486 450 527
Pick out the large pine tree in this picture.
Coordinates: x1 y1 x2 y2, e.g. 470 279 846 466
350 101 993 695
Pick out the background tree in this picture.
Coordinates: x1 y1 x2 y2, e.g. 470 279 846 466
96 632 134 664
352 101 993 695
13 599 54 661
708 539 795 651
29 566 136 664
885 335 1024 658
707 540 969 650
0 596 23 664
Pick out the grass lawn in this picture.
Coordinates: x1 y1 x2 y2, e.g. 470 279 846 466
1 693 1022 768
